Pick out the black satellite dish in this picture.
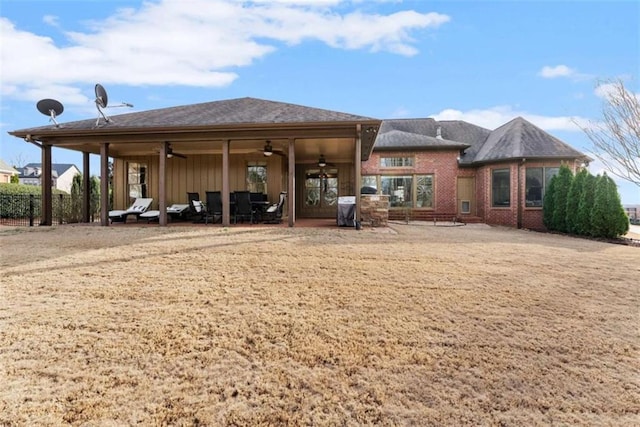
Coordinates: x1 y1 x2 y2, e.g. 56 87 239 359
36 98 64 127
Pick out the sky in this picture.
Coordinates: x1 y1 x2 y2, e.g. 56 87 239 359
0 0 638 204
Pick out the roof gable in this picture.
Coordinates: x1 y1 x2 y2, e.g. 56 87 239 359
374 119 488 151
472 117 584 162
0 159 18 174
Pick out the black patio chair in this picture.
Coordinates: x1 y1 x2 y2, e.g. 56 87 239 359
204 191 223 224
263 192 286 224
233 191 254 224
187 192 201 220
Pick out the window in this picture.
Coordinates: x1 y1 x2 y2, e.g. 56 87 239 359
461 200 471 214
525 167 559 207
247 163 267 194
381 175 412 207
128 162 147 200
380 157 414 167
491 168 510 207
416 175 433 208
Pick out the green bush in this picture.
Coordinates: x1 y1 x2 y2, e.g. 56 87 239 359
576 172 596 236
0 183 67 220
566 168 587 235
551 165 573 233
543 175 557 230
591 173 629 239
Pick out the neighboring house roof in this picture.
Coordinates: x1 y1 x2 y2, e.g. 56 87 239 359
13 97 378 133
374 116 585 164
0 158 18 174
18 163 79 178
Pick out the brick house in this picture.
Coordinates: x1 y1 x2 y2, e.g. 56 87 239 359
8 97 586 229
362 117 588 230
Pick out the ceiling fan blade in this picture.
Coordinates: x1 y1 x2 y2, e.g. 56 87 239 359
172 152 187 159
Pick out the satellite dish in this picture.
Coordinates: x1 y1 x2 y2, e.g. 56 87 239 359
94 83 133 126
95 83 108 108
36 99 64 127
94 83 111 125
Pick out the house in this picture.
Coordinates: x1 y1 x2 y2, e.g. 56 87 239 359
8 97 587 229
17 163 81 194
0 158 19 183
362 117 588 229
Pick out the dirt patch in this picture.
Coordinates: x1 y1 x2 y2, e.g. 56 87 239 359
1 223 638 425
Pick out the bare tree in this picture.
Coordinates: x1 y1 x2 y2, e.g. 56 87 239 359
578 79 640 187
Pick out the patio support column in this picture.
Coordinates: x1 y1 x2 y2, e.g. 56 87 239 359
288 138 295 227
222 139 230 227
82 152 90 223
355 124 362 224
41 144 52 226
159 142 168 226
100 143 110 226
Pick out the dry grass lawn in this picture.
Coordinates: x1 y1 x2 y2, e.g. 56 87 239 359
1 222 638 426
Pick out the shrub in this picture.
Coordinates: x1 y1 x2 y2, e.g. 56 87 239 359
576 172 596 236
566 168 588 235
543 175 557 230
551 165 573 233
591 173 629 238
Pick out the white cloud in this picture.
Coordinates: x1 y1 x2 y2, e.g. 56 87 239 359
539 65 575 79
430 105 590 132
42 15 60 27
0 0 449 105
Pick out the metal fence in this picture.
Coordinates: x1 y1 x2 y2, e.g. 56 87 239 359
0 194 97 226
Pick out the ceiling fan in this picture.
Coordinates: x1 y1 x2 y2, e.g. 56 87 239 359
166 143 186 159
317 154 335 168
260 140 286 157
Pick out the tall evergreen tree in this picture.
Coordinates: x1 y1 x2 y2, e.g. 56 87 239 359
591 173 630 238
576 172 596 236
543 175 557 230
90 175 101 221
551 165 573 233
566 168 587 234
70 173 83 223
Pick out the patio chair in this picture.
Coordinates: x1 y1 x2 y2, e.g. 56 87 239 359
204 191 223 224
263 192 286 224
233 191 254 224
108 198 153 223
189 198 207 223
187 192 201 220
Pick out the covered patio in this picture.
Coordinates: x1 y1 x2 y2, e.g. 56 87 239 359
9 97 380 227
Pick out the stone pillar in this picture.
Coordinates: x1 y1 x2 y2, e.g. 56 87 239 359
360 194 389 227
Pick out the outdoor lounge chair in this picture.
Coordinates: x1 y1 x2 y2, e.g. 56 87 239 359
263 192 286 224
108 198 153 223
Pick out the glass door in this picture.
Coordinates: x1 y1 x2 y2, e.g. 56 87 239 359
303 168 338 216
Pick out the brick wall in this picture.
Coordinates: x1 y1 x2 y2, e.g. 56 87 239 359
363 150 462 214
362 151 582 230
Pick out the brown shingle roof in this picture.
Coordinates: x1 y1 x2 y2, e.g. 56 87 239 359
14 97 378 133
